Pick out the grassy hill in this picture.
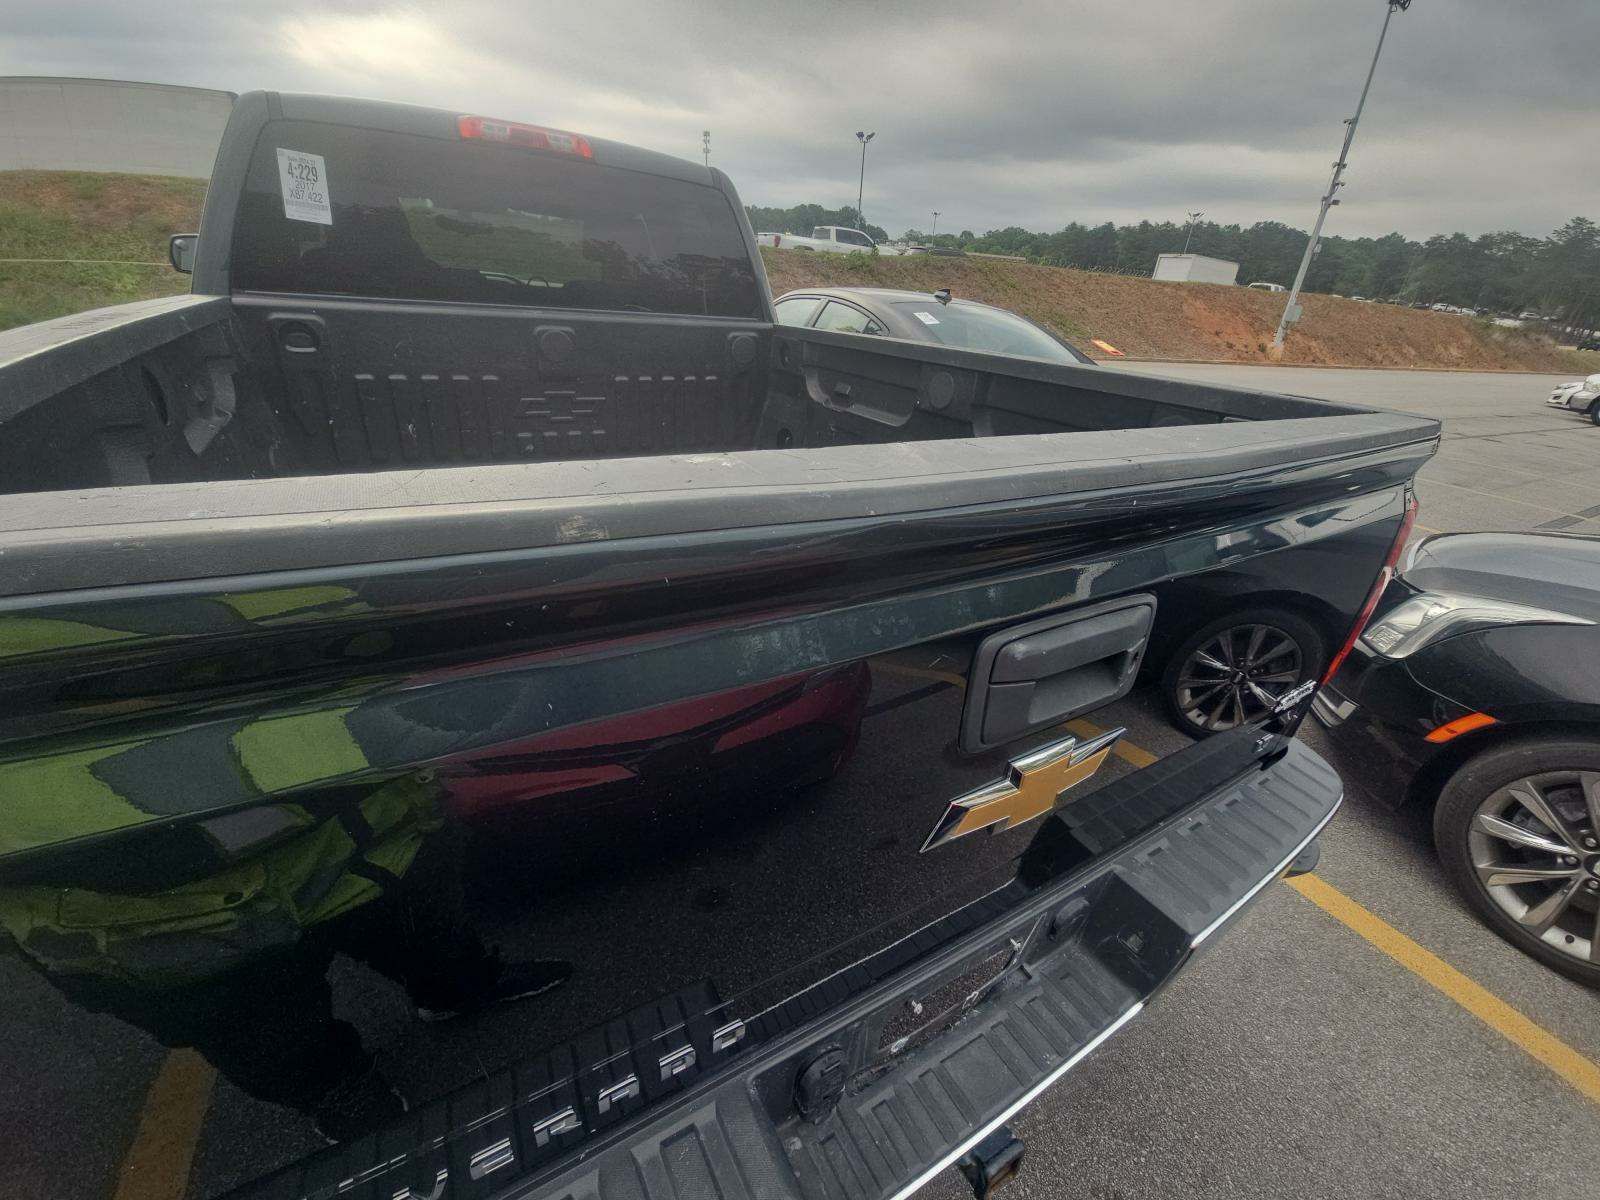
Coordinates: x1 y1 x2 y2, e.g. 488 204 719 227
763 248 1597 373
1 170 1590 374
0 171 205 332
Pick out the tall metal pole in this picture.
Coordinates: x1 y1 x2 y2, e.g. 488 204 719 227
1273 1 1410 350
1182 211 1204 254
931 211 940 237
701 130 710 168
855 131 875 227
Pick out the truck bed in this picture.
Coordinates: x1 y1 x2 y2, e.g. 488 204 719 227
0 287 1387 504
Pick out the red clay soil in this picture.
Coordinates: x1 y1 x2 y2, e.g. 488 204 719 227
761 248 1594 372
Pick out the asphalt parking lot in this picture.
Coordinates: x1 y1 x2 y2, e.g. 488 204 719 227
919 363 1600 1200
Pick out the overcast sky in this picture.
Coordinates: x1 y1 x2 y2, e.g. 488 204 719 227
2 0 1592 241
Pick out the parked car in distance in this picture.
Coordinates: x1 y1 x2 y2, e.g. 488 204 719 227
1546 373 1600 423
1315 531 1600 985
756 225 899 254
773 286 1094 363
1247 281 1287 292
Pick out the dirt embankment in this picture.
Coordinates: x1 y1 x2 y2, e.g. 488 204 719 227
762 248 1596 373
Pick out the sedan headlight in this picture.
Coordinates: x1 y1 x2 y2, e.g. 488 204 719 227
1360 591 1593 659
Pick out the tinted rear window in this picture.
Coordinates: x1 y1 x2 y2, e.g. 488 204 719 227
231 121 762 318
890 302 1088 363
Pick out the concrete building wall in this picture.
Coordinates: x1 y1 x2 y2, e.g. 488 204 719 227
0 77 233 178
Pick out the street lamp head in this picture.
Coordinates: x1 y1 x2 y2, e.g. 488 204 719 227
857 131 875 144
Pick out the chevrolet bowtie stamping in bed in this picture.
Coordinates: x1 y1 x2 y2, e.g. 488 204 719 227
0 93 1437 1200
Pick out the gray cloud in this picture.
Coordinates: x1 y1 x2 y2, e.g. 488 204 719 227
1 0 1591 240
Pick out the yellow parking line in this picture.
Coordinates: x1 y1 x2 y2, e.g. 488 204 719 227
1287 873 1600 1105
1083 718 1600 1106
113 1050 216 1200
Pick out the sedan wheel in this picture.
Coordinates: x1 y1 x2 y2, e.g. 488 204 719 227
1436 739 1600 986
1162 610 1322 737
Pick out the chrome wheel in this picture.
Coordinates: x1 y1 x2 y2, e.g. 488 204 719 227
1468 770 1600 966
1173 623 1304 732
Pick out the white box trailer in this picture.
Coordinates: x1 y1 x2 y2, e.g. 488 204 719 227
1153 254 1239 285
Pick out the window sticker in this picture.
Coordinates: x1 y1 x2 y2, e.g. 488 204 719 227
913 311 940 325
276 149 332 225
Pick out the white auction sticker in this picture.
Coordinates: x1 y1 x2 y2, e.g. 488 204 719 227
913 311 940 325
276 148 332 225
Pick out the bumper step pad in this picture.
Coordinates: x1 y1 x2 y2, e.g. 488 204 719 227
226 742 1340 1200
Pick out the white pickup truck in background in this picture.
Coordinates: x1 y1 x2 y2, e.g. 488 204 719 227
757 225 902 254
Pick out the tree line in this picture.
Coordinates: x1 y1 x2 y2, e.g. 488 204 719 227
750 201 1598 328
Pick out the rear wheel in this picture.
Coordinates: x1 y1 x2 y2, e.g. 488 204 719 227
1588 399 1600 426
1434 737 1600 987
1160 609 1324 738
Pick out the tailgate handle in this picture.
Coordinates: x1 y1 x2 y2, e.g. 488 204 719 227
962 596 1156 752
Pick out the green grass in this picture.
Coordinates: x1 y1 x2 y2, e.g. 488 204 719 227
0 170 207 332
0 261 191 331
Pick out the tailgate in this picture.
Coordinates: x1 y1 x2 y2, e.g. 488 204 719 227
0 413 1433 1200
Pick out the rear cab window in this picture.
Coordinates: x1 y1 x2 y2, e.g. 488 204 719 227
231 121 763 318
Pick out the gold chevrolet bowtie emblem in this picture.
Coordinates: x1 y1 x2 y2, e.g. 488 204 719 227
921 727 1124 852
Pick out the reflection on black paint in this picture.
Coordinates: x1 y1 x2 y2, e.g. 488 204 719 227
0 479 1406 1197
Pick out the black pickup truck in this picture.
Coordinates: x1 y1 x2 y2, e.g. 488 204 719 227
0 93 1437 1200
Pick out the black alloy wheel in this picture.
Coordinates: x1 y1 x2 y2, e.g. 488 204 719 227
1436 737 1600 987
1162 609 1324 738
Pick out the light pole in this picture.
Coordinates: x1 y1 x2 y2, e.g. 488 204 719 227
1182 211 1204 254
855 131 875 228
1273 1 1412 351
931 211 940 237
701 130 710 168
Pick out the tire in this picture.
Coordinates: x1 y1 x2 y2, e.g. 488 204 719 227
1434 737 1600 987
1160 608 1325 738
1588 399 1600 426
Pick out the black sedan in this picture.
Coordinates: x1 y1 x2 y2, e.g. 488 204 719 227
1316 531 1600 984
772 286 1095 365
